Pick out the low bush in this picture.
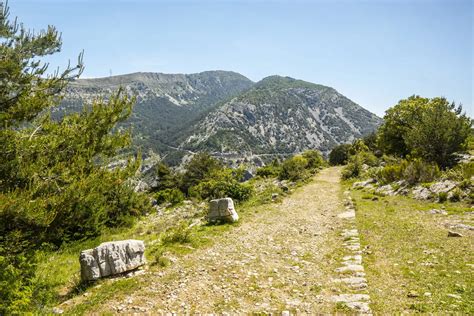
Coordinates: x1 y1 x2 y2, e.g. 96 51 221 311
443 161 474 181
279 155 309 181
329 144 351 165
438 192 448 203
302 150 325 170
374 159 440 185
341 151 379 179
189 168 254 202
154 188 185 206
449 188 462 202
256 165 281 178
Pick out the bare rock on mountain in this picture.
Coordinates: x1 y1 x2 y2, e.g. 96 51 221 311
180 76 382 158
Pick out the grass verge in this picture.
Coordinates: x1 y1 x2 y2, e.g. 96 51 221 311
351 189 473 313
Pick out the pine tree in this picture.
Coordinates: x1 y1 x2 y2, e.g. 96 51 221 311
0 2 149 312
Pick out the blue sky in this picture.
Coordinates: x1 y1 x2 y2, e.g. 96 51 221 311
8 0 473 117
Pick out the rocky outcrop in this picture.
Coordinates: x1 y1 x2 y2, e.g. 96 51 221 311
208 198 239 223
79 240 146 282
179 76 381 157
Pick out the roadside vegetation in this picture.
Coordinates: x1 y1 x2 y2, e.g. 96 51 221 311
332 95 473 313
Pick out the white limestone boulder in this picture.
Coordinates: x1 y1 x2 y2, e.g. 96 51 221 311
208 198 239 223
79 240 146 282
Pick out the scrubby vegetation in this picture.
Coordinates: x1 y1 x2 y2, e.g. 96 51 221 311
334 95 473 205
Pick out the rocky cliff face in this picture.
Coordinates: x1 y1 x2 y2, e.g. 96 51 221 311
61 72 381 165
179 76 382 156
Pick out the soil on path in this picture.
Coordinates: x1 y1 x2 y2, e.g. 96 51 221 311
82 167 349 314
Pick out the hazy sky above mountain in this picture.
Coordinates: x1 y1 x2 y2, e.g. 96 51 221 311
10 0 473 117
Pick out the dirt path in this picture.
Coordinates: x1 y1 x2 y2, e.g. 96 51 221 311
89 167 351 314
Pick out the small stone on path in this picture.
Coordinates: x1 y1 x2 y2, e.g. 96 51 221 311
448 230 463 237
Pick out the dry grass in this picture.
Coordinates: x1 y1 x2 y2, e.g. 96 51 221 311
351 190 474 313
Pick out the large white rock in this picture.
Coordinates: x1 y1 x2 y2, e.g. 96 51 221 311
79 240 146 282
208 198 239 223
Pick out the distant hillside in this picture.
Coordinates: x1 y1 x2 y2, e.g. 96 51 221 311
59 71 254 156
61 72 382 165
177 76 382 157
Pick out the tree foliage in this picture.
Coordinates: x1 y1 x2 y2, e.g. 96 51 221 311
377 96 471 167
329 143 351 165
404 98 472 168
0 3 149 313
180 152 222 194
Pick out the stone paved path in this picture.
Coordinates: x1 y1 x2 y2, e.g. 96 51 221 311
331 191 373 314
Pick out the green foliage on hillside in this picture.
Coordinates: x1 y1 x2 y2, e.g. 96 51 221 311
374 159 441 185
189 168 254 201
377 96 471 167
0 4 149 313
329 143 352 165
254 150 325 182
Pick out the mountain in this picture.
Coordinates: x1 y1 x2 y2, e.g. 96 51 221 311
177 76 381 158
60 72 382 165
59 70 254 156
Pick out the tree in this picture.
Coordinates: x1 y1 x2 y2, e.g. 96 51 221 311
0 3 148 313
405 98 471 168
377 95 472 168
329 143 351 165
377 95 429 156
151 162 179 192
180 152 222 194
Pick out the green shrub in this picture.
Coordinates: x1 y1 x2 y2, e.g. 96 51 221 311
302 150 325 170
180 153 222 194
403 159 440 185
279 155 309 181
375 159 440 185
449 188 462 202
154 188 185 206
341 151 379 180
438 192 448 203
256 165 281 178
443 162 474 181
161 222 193 245
0 251 36 315
376 163 405 184
189 168 254 202
151 162 180 192
329 144 351 165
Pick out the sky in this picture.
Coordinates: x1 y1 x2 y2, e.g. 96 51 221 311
8 0 473 117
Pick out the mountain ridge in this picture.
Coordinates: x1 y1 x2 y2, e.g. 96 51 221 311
60 71 382 165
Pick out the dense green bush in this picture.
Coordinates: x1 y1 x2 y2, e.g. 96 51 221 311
256 165 281 178
180 152 222 194
302 150 325 170
329 144 352 165
151 162 180 192
154 188 185 206
341 151 379 180
279 155 309 181
374 159 440 185
256 159 281 178
378 95 471 168
189 168 254 201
